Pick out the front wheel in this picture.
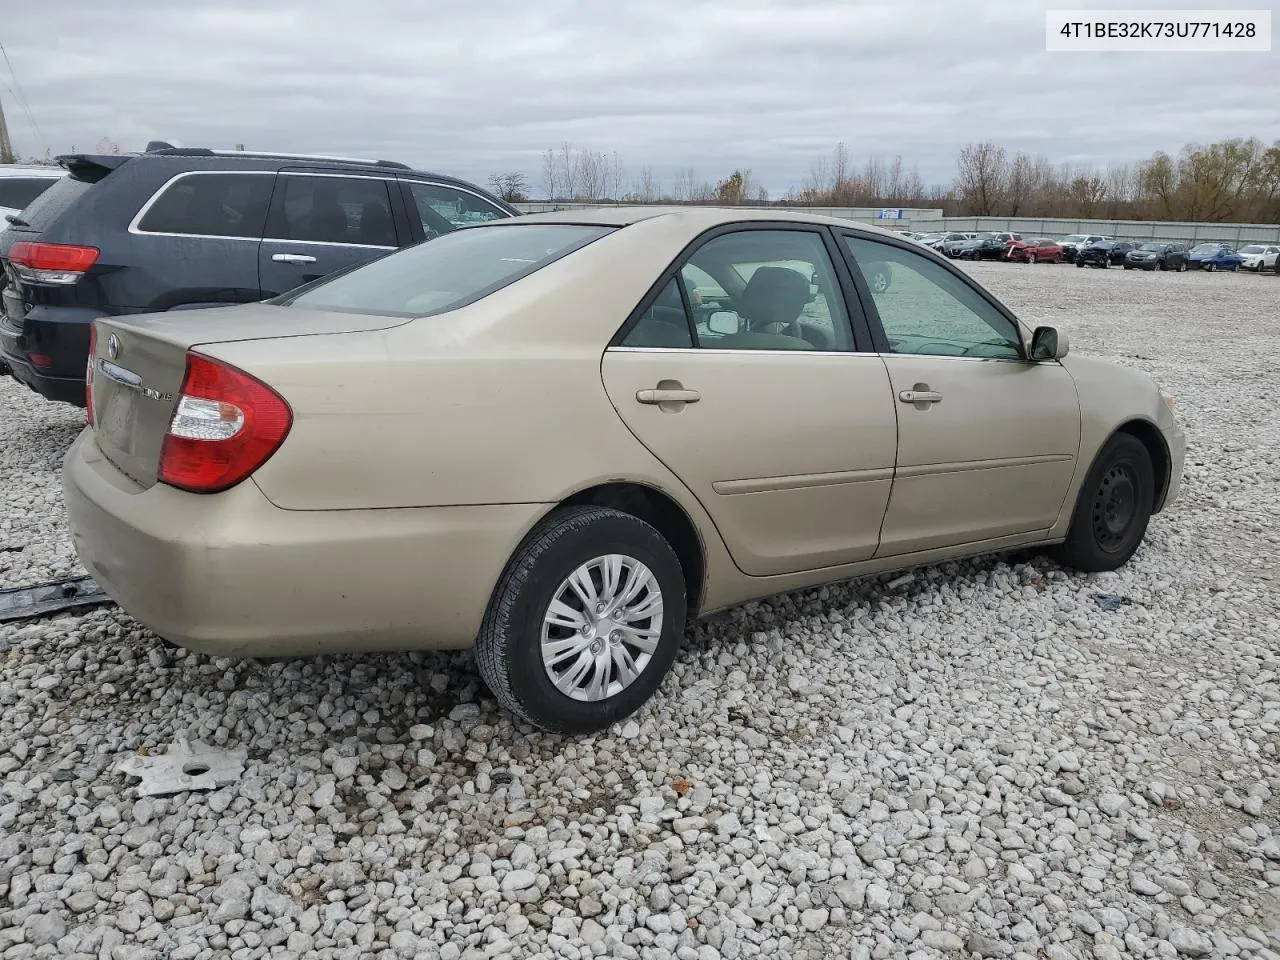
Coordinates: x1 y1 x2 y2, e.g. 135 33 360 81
1204 262 1215 272
1076 260 1085 268
1051 433 1154 573
475 506 687 734
1178 261 1187 272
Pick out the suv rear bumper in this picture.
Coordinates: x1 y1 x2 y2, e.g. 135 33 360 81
0 304 94 407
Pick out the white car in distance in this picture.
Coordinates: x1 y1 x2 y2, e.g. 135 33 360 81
1239 244 1280 272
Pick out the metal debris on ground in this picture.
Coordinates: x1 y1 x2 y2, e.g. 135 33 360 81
0 575 114 623
117 739 248 797
1092 593 1132 612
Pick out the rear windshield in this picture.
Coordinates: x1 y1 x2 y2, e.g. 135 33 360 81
7 175 92 230
274 223 614 318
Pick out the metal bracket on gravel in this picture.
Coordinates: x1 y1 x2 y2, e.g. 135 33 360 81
117 739 248 796
0 576 115 623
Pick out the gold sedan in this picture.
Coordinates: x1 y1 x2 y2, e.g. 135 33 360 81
64 208 1184 733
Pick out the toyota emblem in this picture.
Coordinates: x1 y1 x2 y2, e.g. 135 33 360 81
107 334 119 360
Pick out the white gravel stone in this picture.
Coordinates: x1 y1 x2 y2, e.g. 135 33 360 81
2 266 1278 958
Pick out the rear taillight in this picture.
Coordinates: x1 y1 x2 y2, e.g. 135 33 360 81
86 322 96 425
7 241 99 285
157 353 292 494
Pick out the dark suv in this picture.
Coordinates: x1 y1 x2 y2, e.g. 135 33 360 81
0 146 518 406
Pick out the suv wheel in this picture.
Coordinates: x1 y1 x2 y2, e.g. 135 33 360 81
475 506 687 734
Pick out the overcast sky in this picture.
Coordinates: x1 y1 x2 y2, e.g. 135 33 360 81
2 0 1276 196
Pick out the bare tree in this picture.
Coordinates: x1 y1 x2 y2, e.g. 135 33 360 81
488 173 528 203
541 149 559 201
636 165 658 202
955 142 1008 216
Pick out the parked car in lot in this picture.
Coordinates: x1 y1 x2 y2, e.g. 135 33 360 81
948 231 1022 260
64 208 1185 733
1186 242 1245 272
946 232 1010 260
0 164 67 227
1238 244 1280 272
1006 237 1063 263
1123 242 1188 271
1076 240 1136 268
931 231 975 254
1057 234 1108 262
0 146 517 405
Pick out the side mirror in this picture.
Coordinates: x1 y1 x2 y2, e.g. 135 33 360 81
1029 325 1069 361
707 311 740 335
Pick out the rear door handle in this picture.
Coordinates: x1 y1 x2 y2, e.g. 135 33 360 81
271 253 318 264
636 388 700 405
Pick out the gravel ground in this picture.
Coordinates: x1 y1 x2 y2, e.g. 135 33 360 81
1 265 1279 960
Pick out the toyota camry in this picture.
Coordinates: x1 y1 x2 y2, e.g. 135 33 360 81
64 208 1185 733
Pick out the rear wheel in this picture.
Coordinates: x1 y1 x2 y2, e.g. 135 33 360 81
1051 433 1154 573
1028 252 1037 264
475 506 687 734
1178 261 1187 272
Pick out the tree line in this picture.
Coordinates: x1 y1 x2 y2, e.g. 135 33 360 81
489 137 1280 224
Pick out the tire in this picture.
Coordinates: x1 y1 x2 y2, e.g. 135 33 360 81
1123 264 1131 270
1051 433 1154 573
1204 262 1215 272
1053 254 1061 264
1178 261 1186 272
867 265 892 294
1157 261 1165 271
475 505 687 734
1028 252 1037 264
1076 260 1085 268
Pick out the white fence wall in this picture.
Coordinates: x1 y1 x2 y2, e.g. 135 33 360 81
513 203 1280 246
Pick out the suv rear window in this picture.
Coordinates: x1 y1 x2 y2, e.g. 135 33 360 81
275 223 612 318
0 177 61 211
7 176 92 231
136 172 274 239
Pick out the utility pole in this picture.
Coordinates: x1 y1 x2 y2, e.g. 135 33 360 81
0 96 14 164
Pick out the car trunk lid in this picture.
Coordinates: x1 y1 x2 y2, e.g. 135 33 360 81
90 303 411 488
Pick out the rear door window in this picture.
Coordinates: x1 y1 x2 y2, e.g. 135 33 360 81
135 172 274 239
269 174 398 247
0 177 61 211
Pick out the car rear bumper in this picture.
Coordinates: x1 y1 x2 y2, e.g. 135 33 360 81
63 429 547 657
0 348 87 405
0 304 95 406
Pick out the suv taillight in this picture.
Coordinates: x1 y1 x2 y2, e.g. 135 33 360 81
157 353 292 494
86 322 96 425
7 241 99 285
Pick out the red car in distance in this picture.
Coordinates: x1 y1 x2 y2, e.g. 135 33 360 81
1006 237 1064 263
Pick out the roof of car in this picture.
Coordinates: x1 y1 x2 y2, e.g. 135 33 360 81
508 205 905 237
0 164 66 178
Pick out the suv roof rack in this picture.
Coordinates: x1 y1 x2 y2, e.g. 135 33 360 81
142 145 411 170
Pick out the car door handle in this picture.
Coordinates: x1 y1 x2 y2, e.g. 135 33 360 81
271 253 318 264
636 388 700 405
899 389 942 404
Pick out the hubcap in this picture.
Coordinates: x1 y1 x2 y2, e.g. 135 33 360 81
1091 462 1138 551
540 554 663 702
